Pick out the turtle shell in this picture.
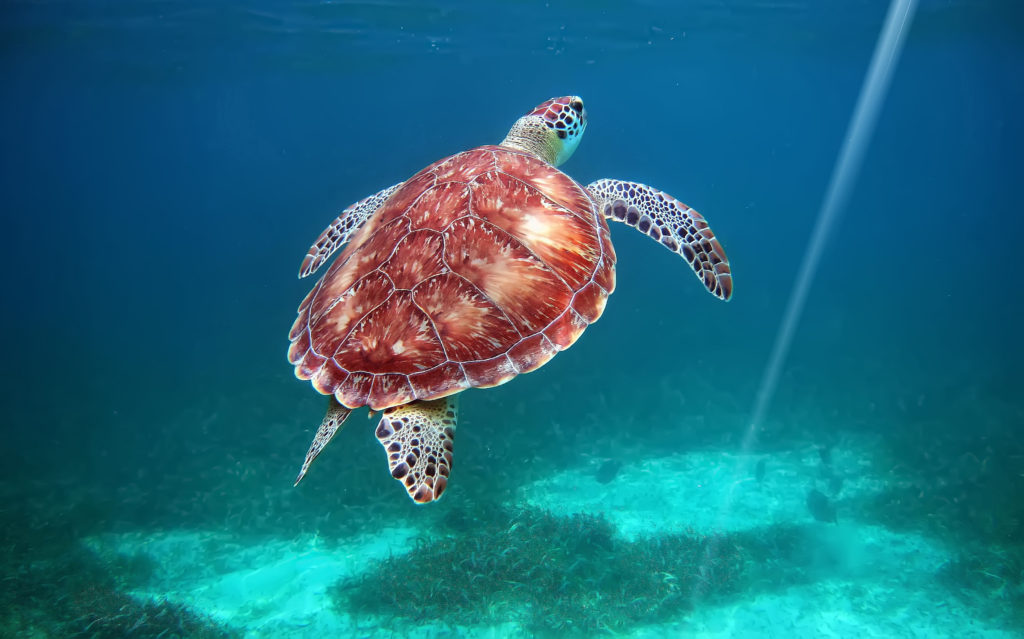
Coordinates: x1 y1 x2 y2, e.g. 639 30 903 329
289 145 617 410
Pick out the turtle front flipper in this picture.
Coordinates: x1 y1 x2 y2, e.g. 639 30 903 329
587 179 733 301
295 396 352 485
375 397 457 504
298 182 403 278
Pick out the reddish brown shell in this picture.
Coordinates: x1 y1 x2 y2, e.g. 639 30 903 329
289 146 617 410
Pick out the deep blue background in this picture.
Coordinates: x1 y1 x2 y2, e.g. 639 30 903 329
1 1 1020 508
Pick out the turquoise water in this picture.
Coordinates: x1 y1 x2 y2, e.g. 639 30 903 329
2 1 1022 637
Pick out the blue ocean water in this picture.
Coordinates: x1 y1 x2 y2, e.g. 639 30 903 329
2 1 1022 637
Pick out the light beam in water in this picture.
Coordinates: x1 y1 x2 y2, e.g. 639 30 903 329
695 0 918 596
747 0 918 441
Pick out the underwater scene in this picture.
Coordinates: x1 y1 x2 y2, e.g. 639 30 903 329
2 1 1022 637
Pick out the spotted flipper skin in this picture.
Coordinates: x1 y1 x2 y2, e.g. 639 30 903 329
298 183 402 279
294 396 352 486
587 179 732 301
375 397 457 504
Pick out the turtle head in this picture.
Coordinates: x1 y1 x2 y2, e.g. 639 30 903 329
500 96 587 167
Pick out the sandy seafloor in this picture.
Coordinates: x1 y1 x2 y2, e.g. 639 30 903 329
85 434 1016 638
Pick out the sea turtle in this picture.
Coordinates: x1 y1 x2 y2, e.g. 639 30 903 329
288 96 732 503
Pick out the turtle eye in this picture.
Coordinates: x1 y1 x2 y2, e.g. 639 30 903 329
569 98 584 114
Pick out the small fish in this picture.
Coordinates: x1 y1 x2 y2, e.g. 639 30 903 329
595 459 623 484
828 475 844 496
755 458 766 483
806 489 837 523
818 445 832 467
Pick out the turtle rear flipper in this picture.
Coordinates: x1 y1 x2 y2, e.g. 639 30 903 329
295 396 352 485
375 397 457 503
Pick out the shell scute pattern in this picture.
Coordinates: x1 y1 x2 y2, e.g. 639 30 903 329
443 216 571 335
311 271 394 359
333 290 445 374
412 272 520 361
494 151 595 221
408 361 467 398
462 354 518 388
289 146 615 410
470 170 602 292
381 230 448 290
368 373 417 409
405 181 471 231
431 150 498 183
